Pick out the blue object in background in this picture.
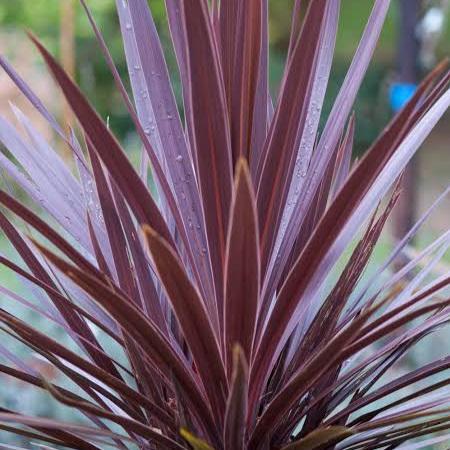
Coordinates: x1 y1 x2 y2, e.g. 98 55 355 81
389 82 417 112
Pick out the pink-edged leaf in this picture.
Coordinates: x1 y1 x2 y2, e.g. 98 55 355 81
299 317 447 429
0 424 73 450
82 0 213 307
224 159 260 373
286 186 400 380
28 34 175 251
0 186 142 339
165 0 196 161
344 363 450 428
287 0 303 59
87 147 137 302
11 105 80 201
0 412 100 450
0 362 166 436
0 115 88 249
86 214 112 279
116 0 216 306
248 306 371 448
347 186 450 318
0 413 136 443
87 146 170 405
256 0 336 276
281 426 353 450
332 114 355 198
249 0 269 178
0 283 130 376
28 241 220 443
250 87 450 416
345 279 450 360
41 382 183 449
181 0 234 319
0 151 81 249
125 0 190 166
70 131 112 261
375 229 450 305
0 211 122 381
230 0 262 163
388 432 450 449
0 309 171 427
271 134 341 299
0 56 65 139
0 255 121 343
285 189 400 435
143 225 228 424
274 0 339 257
316 0 390 157
252 296 450 445
0 189 111 281
114 0 188 163
223 345 249 450
110 184 168 333
219 0 240 112
270 0 392 297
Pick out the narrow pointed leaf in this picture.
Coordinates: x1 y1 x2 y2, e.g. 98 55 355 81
30 242 219 441
281 426 353 450
256 0 336 276
181 0 234 316
28 34 175 250
180 429 214 450
249 0 269 177
117 0 215 306
250 89 450 417
224 159 260 372
230 0 262 163
270 0 392 295
224 345 249 450
144 226 228 423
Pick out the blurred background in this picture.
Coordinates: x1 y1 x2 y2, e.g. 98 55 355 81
0 0 449 239
0 0 449 446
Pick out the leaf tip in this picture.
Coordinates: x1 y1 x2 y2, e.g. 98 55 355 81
235 157 250 178
232 343 248 371
180 428 214 450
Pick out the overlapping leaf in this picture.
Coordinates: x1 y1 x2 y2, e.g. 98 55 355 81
0 1 449 449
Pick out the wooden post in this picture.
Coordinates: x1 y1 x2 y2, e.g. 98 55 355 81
60 0 76 131
393 0 421 241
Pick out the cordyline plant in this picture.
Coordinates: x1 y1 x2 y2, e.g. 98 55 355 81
0 0 449 449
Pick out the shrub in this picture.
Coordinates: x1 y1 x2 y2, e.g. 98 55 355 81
0 0 449 449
